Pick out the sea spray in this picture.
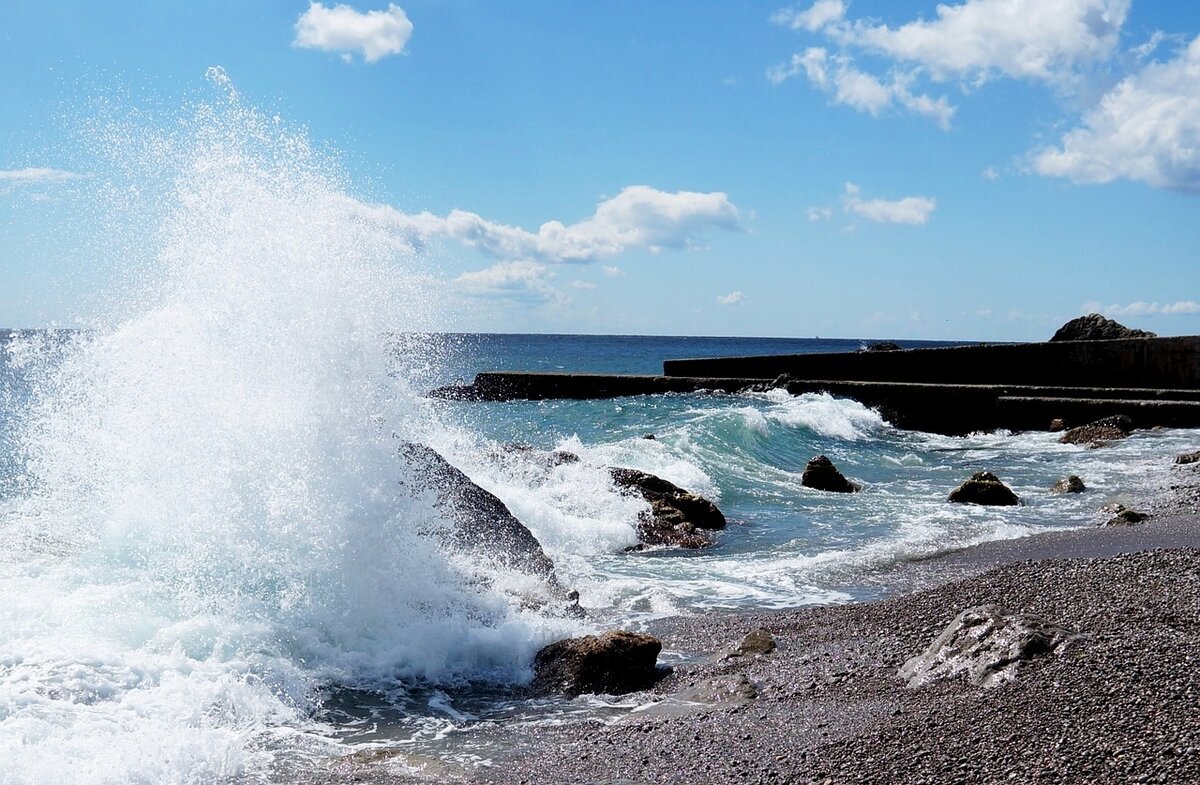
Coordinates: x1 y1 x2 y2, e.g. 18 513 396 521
0 71 569 784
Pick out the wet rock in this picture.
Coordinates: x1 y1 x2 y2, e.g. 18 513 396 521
400 443 574 610
668 674 758 706
1058 415 1134 446
1049 418 1067 432
1103 507 1150 526
863 341 902 352
1050 475 1086 494
723 628 776 659
642 433 656 440
899 605 1082 688
1049 313 1156 342
609 467 726 549
1176 451 1200 465
531 631 663 696
948 471 1021 506
801 455 861 494
492 442 580 469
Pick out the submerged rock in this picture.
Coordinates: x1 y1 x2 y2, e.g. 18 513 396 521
1175 450 1200 465
531 631 663 696
1058 415 1133 446
609 467 726 549
1050 475 1087 494
1049 313 1156 342
948 471 1021 506
801 455 861 494
899 605 1082 688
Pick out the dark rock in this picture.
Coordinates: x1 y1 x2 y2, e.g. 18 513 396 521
1049 313 1156 342
1103 507 1150 526
531 631 663 696
801 455 861 494
863 341 902 352
899 605 1082 688
723 628 776 659
642 433 656 440
1050 475 1086 494
609 467 726 549
1175 451 1200 465
1058 415 1134 446
399 443 572 608
1048 418 1067 432
948 471 1021 506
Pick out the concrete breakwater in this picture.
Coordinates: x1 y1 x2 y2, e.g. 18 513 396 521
430 336 1200 436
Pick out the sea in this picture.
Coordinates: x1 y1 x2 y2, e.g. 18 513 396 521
2 75 1196 784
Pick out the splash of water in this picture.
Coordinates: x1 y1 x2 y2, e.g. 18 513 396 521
0 71 558 784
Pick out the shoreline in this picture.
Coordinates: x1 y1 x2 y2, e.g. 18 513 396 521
457 451 1200 784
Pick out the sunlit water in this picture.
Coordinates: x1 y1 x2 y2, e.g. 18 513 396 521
1 74 1196 784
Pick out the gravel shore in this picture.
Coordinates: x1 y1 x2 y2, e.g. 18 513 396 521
465 459 1200 785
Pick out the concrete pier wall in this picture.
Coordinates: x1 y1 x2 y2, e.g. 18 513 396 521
662 337 1200 390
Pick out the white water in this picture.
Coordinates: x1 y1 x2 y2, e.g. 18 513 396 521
0 72 574 784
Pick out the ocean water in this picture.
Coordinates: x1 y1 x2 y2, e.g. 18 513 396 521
1 76 1197 784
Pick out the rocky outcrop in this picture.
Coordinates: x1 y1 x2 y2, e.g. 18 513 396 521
1103 506 1150 526
1176 450 1200 465
899 605 1082 688
1050 475 1086 494
531 631 663 696
1058 415 1134 446
948 471 1021 506
801 455 861 493
609 468 726 548
863 341 902 352
1049 313 1156 342
400 443 568 598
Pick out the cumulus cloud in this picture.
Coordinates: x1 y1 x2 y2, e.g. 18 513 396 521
717 291 746 305
807 205 833 222
768 47 955 129
1033 36 1200 191
0 168 87 184
842 182 936 224
294 2 413 63
602 265 626 277
772 0 846 33
453 261 564 305
834 0 1129 84
1083 300 1200 316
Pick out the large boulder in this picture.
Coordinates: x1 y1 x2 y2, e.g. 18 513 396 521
609 468 726 548
1049 314 1156 342
531 631 663 696
899 605 1081 688
1103 506 1150 526
801 455 861 493
1058 415 1133 446
948 471 1021 506
400 443 571 602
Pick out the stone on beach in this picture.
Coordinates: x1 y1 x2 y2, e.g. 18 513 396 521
1103 506 1151 526
948 471 1021 506
531 631 663 696
899 605 1082 688
609 467 726 549
722 628 776 659
1058 414 1134 446
1176 450 1200 465
1049 313 1156 342
1050 475 1086 494
801 455 861 494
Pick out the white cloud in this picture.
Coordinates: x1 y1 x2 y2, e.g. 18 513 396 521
1083 300 1200 316
348 185 742 265
602 265 625 277
569 280 597 290
807 205 833 222
294 2 413 63
834 0 1129 84
0 168 86 184
453 261 564 305
717 291 746 305
772 1 846 33
768 47 955 129
982 166 1000 180
842 182 936 224
1033 36 1200 191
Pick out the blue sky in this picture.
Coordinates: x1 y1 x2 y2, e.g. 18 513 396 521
1 0 1197 340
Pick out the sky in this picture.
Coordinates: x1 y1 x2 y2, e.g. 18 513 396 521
1 0 1198 340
